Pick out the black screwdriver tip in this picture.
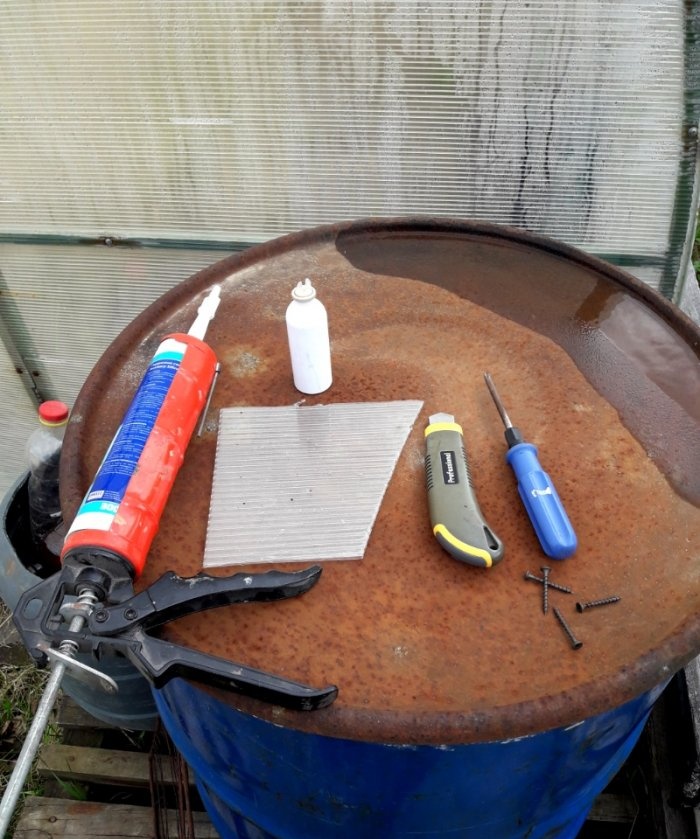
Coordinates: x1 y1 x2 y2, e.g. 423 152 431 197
505 426 524 448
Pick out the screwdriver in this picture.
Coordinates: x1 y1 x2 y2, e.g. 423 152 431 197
425 412 504 568
483 373 577 560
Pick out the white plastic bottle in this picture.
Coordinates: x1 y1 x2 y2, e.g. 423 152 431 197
285 278 332 394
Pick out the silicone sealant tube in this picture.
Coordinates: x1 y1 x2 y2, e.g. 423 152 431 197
62 287 220 578
66 337 190 536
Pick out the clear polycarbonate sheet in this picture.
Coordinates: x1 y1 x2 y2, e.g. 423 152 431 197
0 0 697 492
0 1 691 279
203 401 423 567
0 243 228 495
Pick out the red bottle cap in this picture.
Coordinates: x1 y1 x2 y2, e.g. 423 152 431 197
39 401 70 425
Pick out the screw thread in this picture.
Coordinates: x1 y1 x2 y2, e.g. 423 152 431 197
523 571 572 594
541 566 550 615
58 587 100 658
58 638 79 657
553 606 583 650
576 595 621 613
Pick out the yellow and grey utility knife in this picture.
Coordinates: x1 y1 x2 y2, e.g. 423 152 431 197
424 412 504 568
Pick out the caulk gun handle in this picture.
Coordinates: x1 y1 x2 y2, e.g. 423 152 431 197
506 442 577 560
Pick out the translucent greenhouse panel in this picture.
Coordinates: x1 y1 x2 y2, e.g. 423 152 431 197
0 243 228 409
0 0 693 293
0 344 40 495
0 0 697 486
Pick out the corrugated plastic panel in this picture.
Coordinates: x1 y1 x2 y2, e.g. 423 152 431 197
0 244 226 494
0 345 41 493
204 402 423 567
0 0 697 492
0 0 691 271
0 243 227 404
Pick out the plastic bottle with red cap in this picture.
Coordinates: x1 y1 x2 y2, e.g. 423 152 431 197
26 400 70 570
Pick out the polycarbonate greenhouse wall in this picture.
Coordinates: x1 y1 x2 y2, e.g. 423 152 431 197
1 0 699 494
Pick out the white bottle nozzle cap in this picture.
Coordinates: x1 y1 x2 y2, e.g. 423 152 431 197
188 285 222 340
291 278 317 301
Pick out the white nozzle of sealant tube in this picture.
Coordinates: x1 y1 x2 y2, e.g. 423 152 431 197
188 284 222 341
286 278 332 394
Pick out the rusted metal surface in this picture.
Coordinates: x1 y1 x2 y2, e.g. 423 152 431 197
60 218 700 744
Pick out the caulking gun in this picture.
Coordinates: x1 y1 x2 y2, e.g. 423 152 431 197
0 285 337 835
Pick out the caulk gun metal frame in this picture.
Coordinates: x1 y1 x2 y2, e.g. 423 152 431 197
13 557 338 711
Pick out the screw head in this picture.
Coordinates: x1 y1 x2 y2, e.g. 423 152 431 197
94 610 108 623
123 608 138 621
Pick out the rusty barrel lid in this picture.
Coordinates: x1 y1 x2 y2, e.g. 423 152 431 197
61 218 700 745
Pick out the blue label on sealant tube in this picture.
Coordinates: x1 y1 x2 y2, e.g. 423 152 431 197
68 338 186 534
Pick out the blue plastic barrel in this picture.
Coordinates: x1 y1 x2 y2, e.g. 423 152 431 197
0 473 158 730
155 676 664 839
61 219 700 838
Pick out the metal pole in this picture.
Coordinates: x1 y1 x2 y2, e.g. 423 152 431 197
0 660 65 837
0 598 95 837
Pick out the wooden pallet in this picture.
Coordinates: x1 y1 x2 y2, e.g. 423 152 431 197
11 695 219 839
9 691 637 839
15 799 218 839
8 677 699 839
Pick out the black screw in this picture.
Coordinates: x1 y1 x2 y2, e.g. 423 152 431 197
553 606 583 650
94 610 108 623
540 566 551 614
123 608 138 621
523 571 572 594
576 596 621 613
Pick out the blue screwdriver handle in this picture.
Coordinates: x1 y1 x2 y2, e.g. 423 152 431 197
505 442 577 560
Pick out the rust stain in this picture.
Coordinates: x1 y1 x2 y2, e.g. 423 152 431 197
61 218 700 745
223 347 269 379
66 801 104 815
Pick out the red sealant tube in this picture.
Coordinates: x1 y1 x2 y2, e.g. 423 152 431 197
62 288 220 579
